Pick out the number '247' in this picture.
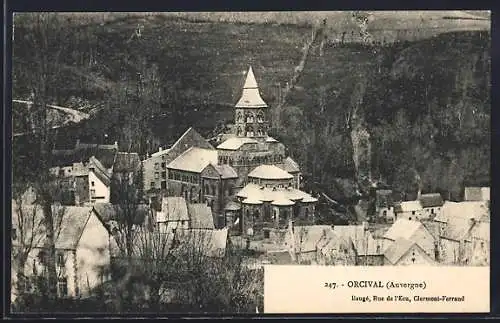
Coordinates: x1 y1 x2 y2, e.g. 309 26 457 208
324 282 337 289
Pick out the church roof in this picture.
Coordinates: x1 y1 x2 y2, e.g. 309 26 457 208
167 147 218 173
248 165 293 180
271 198 295 206
276 157 301 174
216 137 258 150
213 164 238 179
235 66 268 109
236 183 314 205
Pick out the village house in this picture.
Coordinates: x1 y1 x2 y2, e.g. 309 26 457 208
88 156 112 203
418 193 444 220
394 200 423 221
464 186 490 202
382 219 437 261
154 196 216 234
373 189 395 223
142 127 214 194
11 202 113 301
383 237 436 266
333 223 387 266
433 201 489 265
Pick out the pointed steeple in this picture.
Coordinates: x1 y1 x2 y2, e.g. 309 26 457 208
235 66 268 108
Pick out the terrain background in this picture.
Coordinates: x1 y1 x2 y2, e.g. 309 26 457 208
12 11 491 204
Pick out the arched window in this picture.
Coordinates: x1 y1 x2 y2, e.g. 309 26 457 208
257 111 264 123
254 209 260 220
246 209 251 221
256 128 264 136
204 184 209 195
305 208 309 218
236 127 243 136
245 125 254 137
237 111 244 123
211 184 217 196
246 113 254 123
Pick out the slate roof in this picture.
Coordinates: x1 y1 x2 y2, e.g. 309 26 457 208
213 164 238 179
271 198 295 206
276 157 301 174
216 137 258 150
236 183 315 205
52 141 118 169
464 187 490 201
383 219 422 242
248 165 293 180
394 201 422 213
235 66 268 108
175 228 228 258
12 202 93 250
92 203 149 225
332 225 385 256
187 203 215 229
293 225 334 253
159 197 189 222
89 156 111 186
113 152 141 173
167 147 218 173
224 201 241 211
419 193 444 208
434 201 489 223
383 237 417 265
441 217 474 242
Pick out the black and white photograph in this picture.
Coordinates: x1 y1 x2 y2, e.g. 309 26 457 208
10 11 491 314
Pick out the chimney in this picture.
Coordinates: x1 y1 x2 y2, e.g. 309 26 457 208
159 147 163 152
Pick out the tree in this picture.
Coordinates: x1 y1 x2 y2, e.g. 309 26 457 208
13 13 71 302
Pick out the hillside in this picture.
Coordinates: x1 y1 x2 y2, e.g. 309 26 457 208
12 13 490 200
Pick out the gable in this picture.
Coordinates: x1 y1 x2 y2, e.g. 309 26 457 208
168 127 214 158
201 164 220 179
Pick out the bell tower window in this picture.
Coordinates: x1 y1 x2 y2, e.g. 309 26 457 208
246 125 254 137
246 112 254 123
257 111 264 123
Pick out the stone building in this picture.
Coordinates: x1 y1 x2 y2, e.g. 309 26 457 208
160 66 317 234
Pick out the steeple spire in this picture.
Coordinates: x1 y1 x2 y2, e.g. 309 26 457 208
235 66 268 108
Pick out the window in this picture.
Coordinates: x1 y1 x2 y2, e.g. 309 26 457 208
154 163 159 170
12 228 17 240
38 250 48 266
161 162 166 169
481 242 485 249
431 208 434 214
411 211 416 215
91 181 95 187
57 277 68 297
90 189 96 197
174 172 180 181
154 172 159 179
57 252 65 267
162 172 166 179
383 210 387 216
150 182 155 189
409 217 412 221
161 181 167 189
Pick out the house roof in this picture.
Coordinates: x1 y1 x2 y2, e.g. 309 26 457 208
441 217 474 241
236 183 314 205
248 165 293 180
266 137 279 143
12 203 93 250
213 164 238 179
271 198 295 206
113 152 141 173
159 197 189 222
394 200 422 213
293 225 334 253
276 157 301 174
224 201 241 211
434 201 489 223
464 187 490 201
52 141 118 169
383 219 423 242
89 156 111 186
167 147 218 173
175 228 228 258
470 221 490 242
243 198 264 205
419 193 444 208
92 203 149 225
332 225 385 256
187 203 215 229
216 137 258 150
235 66 268 108
383 237 418 265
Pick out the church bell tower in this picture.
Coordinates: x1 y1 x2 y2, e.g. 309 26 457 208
234 66 268 139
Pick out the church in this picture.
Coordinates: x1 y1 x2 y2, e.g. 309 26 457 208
144 66 317 236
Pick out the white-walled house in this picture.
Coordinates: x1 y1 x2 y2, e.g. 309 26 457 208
88 156 112 203
382 219 436 260
418 193 444 220
11 202 113 301
394 201 423 221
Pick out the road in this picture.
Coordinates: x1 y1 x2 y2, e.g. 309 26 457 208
12 99 91 137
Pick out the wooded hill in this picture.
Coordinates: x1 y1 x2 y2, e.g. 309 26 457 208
12 13 490 201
